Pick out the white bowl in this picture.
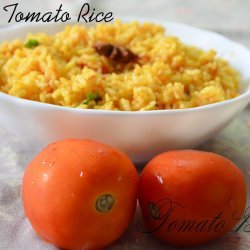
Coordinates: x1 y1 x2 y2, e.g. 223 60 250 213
0 19 250 163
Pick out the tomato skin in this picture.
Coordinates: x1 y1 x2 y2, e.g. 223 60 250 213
138 150 247 246
22 139 138 250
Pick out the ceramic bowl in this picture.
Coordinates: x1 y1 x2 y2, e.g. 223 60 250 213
0 19 249 163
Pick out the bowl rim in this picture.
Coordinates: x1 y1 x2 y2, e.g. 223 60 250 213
0 19 249 116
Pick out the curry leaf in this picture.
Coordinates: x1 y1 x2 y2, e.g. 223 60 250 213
24 39 39 48
82 92 101 105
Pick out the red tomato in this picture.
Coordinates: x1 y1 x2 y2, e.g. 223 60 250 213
22 139 138 250
138 150 247 246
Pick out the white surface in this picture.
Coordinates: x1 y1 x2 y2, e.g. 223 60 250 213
0 19 250 163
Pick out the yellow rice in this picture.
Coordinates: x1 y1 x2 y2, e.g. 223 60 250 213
0 20 239 111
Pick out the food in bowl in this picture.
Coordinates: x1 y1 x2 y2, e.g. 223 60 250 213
0 20 240 111
0 20 249 163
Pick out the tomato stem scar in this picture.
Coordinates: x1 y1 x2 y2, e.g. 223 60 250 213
148 202 160 218
96 194 115 213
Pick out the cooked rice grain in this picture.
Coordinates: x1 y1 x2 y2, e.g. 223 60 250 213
0 20 239 111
